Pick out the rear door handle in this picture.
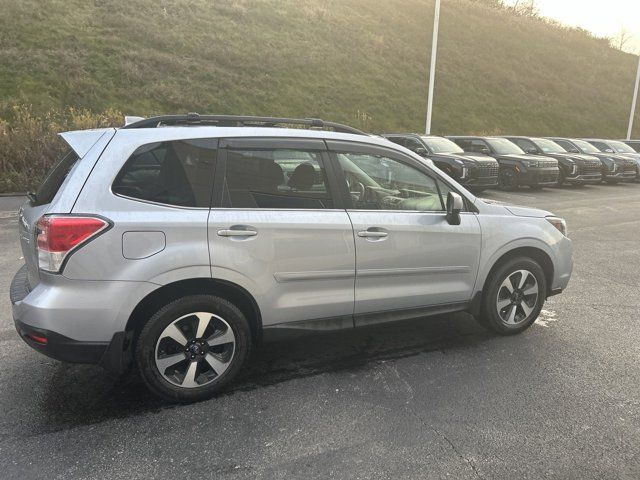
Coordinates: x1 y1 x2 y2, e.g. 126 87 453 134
217 229 257 237
357 230 388 238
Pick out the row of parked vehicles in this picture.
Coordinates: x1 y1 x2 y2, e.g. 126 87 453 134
383 134 640 192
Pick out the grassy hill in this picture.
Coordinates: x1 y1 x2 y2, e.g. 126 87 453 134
1 0 639 191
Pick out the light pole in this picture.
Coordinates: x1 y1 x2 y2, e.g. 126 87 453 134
627 54 640 140
425 0 441 135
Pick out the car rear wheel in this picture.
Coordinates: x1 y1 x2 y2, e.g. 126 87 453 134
477 257 546 335
555 169 565 187
135 295 251 402
498 169 518 191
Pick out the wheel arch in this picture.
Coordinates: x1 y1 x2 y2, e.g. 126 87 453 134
482 246 554 296
124 278 263 348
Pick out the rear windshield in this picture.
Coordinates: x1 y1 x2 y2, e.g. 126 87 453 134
33 148 80 206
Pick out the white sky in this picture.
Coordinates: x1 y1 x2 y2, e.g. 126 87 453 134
503 0 640 53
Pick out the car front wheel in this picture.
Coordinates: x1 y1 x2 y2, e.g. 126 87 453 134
498 169 518 191
135 295 251 402
478 257 547 335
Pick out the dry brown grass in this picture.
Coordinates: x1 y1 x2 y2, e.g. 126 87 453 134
0 105 122 192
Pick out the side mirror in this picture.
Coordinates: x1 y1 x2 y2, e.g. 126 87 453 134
525 147 538 154
477 146 491 155
446 192 463 225
414 147 428 157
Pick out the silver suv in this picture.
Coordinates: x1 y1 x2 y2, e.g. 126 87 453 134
10 115 573 402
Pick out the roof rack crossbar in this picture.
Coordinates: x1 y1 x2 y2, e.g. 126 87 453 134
122 114 365 135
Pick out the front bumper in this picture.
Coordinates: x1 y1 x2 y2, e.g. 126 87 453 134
517 167 560 186
603 170 637 182
565 173 602 184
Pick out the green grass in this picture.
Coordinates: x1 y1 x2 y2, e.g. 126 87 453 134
1 0 640 191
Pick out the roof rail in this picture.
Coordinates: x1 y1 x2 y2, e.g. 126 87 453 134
122 113 366 135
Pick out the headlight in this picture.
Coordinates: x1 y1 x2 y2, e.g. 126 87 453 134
603 157 616 171
546 216 568 237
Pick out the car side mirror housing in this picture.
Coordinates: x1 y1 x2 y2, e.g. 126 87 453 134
446 192 463 225
478 147 491 155
414 147 428 156
525 147 538 154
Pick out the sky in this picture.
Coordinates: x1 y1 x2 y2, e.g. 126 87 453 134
503 0 640 54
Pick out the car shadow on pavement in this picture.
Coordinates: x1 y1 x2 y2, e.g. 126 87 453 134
37 312 492 433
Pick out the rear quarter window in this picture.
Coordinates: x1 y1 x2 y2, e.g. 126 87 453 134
112 139 217 207
33 148 80 206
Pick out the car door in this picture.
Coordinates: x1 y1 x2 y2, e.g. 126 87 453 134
326 140 481 324
207 137 355 328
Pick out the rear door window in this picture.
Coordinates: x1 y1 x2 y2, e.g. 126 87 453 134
222 149 334 209
112 139 217 207
33 148 80 206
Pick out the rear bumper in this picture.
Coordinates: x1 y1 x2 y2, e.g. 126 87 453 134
10 265 155 370
14 317 108 364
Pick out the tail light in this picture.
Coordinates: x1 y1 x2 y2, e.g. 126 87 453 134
36 215 110 273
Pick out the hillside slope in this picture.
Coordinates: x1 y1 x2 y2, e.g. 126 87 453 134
0 0 639 137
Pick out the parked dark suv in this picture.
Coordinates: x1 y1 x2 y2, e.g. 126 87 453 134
448 136 559 190
383 134 499 192
583 139 640 181
503 136 602 185
547 138 637 184
621 140 640 153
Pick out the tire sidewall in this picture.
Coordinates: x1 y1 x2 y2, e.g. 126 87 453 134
499 168 517 191
135 295 251 402
482 257 547 335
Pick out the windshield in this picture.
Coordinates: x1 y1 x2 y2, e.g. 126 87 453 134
486 138 525 155
608 140 636 153
420 136 464 154
533 138 566 153
572 139 600 153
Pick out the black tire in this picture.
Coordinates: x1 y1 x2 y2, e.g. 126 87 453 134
498 168 518 191
135 295 251 403
477 257 547 335
604 179 619 184
555 169 565 187
468 187 486 194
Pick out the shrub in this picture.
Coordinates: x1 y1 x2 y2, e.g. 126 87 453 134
0 105 122 193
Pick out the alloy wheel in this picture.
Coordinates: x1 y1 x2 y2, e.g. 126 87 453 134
496 269 539 325
154 312 236 388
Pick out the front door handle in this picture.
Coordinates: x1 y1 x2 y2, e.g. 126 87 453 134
217 229 258 237
357 230 388 239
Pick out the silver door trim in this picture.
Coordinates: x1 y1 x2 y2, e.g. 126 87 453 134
357 266 470 278
274 270 355 283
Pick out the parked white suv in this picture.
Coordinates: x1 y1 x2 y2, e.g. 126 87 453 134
10 115 573 402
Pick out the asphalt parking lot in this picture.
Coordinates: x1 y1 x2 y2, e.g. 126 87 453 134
1 183 639 479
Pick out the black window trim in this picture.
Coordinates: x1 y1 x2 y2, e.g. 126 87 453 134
213 137 345 210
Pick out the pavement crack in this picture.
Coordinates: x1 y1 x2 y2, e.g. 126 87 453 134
431 427 484 480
